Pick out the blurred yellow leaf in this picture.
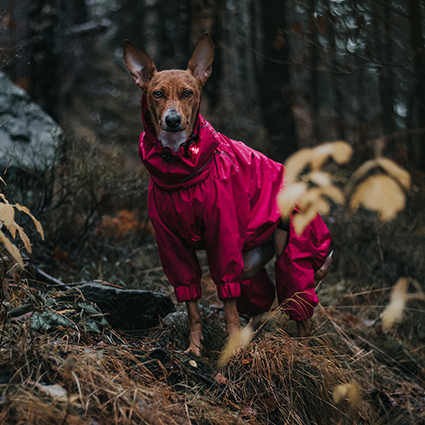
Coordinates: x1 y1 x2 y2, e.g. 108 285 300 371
329 141 353 164
321 185 345 204
333 381 361 407
347 381 362 407
350 175 405 221
309 171 332 187
333 384 348 403
277 183 306 218
309 144 333 171
218 324 254 368
284 149 312 184
381 278 409 331
292 202 318 235
376 158 411 190
310 141 352 171
345 160 379 197
316 197 330 215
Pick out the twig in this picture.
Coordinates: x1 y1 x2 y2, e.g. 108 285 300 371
36 270 121 290
36 268 70 289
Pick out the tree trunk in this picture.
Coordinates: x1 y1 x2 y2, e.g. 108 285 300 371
372 1 394 139
308 0 320 144
407 0 425 170
326 1 345 141
259 0 298 162
28 0 59 120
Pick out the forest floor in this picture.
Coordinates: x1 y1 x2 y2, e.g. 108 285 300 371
1 264 425 424
1 45 425 425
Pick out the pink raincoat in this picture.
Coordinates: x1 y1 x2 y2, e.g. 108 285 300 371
138 95 331 320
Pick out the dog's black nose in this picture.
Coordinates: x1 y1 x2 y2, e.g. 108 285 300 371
165 112 181 129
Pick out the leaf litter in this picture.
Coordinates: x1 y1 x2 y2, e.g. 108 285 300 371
1 272 424 424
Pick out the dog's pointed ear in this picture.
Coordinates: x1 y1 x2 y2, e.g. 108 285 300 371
124 40 157 91
187 33 214 87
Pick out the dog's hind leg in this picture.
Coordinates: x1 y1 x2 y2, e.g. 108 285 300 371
242 240 275 279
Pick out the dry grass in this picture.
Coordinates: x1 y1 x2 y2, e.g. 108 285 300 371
1 274 425 425
219 330 351 425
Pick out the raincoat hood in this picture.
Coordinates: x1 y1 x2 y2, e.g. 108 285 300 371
138 94 220 189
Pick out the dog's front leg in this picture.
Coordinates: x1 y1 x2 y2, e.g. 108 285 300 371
223 298 240 337
185 300 204 356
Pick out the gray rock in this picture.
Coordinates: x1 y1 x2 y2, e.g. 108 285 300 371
0 72 61 173
162 311 187 326
79 282 175 331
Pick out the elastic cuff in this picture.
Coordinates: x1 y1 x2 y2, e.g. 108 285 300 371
216 281 241 300
174 284 202 302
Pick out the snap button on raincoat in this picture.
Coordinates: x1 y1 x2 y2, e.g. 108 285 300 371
138 95 331 320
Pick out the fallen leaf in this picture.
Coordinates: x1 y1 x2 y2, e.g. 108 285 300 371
36 383 68 402
214 372 229 385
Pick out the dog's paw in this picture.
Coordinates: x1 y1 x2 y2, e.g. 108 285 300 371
185 343 202 357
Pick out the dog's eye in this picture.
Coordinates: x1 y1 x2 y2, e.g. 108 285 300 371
153 91 164 99
183 90 193 98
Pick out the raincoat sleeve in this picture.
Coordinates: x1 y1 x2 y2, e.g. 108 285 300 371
202 162 250 300
275 212 331 321
150 213 203 303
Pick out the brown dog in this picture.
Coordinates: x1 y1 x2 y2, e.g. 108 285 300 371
124 34 331 356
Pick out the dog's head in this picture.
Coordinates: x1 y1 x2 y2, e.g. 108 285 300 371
124 33 214 150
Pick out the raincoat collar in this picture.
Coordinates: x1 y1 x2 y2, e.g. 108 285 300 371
139 94 220 190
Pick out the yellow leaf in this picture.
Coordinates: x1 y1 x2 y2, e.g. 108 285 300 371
14 203 44 240
309 171 332 187
329 141 353 164
8 221 18 239
333 381 361 407
292 202 318 235
376 158 411 191
344 159 378 197
298 187 321 210
347 381 362 407
284 149 313 184
277 183 306 218
218 325 254 368
381 278 409 331
0 231 24 267
0 203 15 228
316 197 330 215
15 224 32 254
333 384 348 404
321 184 345 204
309 144 334 171
309 141 352 170
350 175 406 221
189 360 198 368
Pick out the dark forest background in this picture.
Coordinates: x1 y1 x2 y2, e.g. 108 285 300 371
2 0 425 164
1 0 425 288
